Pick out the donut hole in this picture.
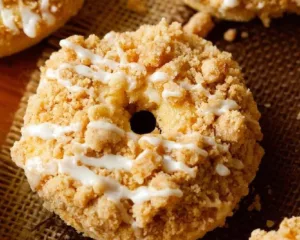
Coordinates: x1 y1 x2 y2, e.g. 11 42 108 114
130 110 156 134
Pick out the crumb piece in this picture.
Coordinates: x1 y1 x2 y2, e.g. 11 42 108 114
241 31 249 38
126 0 147 14
183 12 215 38
224 28 237 42
297 111 300 120
264 103 271 108
266 220 275 228
248 194 261 212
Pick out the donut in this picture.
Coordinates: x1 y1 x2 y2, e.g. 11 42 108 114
250 217 300 240
0 0 84 57
11 19 264 240
184 0 300 27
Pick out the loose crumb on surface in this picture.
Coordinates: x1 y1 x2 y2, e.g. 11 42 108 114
297 111 300 120
264 103 271 108
126 0 147 13
241 31 249 38
248 194 261 212
183 12 215 38
266 220 275 228
224 28 237 42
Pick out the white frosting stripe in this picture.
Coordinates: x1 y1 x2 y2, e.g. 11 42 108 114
222 0 239 8
20 2 41 38
162 155 196 177
139 135 208 157
22 123 81 140
80 154 133 171
163 140 208 157
0 0 56 38
203 99 239 116
87 120 125 136
162 89 182 99
26 156 183 204
148 71 169 83
60 39 119 69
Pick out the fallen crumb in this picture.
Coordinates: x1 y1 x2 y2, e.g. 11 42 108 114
126 0 147 14
224 28 237 42
266 220 275 228
248 194 261 212
264 103 271 108
297 112 300 120
241 31 249 38
183 12 215 38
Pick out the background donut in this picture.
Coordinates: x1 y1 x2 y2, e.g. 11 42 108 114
0 0 84 57
184 0 300 27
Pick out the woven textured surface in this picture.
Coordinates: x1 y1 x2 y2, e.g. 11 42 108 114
0 0 299 239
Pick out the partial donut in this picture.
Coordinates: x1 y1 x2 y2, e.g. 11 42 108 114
184 0 300 27
0 0 84 57
11 20 264 240
250 217 300 240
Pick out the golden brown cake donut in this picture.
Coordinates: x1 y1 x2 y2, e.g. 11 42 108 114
0 0 84 57
11 20 264 240
250 217 300 240
184 0 300 27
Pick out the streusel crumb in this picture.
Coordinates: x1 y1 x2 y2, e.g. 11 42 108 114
11 20 263 240
183 12 215 38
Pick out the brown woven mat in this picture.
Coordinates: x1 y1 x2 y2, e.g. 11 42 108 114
0 0 299 239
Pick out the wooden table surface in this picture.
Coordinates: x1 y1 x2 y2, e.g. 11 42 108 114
0 44 43 146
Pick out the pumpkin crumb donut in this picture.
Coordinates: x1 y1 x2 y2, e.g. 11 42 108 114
184 0 300 27
0 0 84 57
11 19 264 240
250 217 300 240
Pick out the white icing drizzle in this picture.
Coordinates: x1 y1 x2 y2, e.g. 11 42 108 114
2 0 56 38
55 156 183 204
87 120 125 136
0 1 19 34
163 139 208 157
148 71 169 83
60 39 119 69
215 163 231 176
150 72 238 115
79 154 133 171
162 155 196 177
203 136 229 152
22 122 81 140
24 157 57 188
222 0 239 8
162 89 182 99
45 62 116 93
202 99 239 116
144 85 161 104
139 135 208 157
46 66 87 93
40 0 55 25
19 2 41 38
139 135 162 147
257 2 265 9
59 40 144 91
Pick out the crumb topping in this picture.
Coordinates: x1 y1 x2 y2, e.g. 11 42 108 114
11 20 264 240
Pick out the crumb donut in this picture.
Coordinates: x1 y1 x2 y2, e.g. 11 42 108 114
250 217 300 240
0 0 84 57
11 20 264 240
184 0 300 27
